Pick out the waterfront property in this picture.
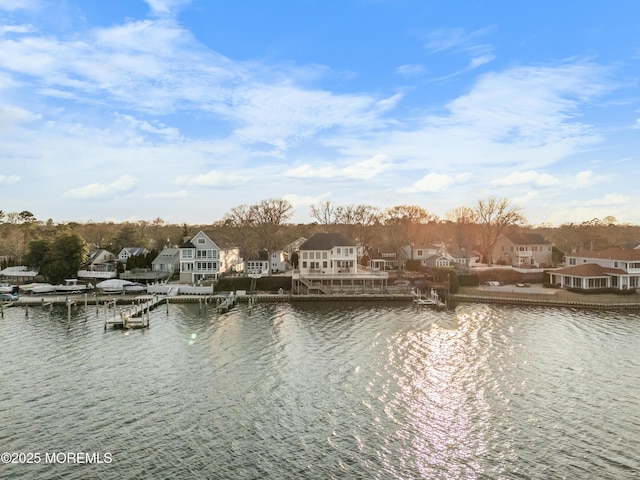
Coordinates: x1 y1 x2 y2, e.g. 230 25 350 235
179 231 242 283
549 247 640 290
292 232 389 294
492 233 553 267
77 248 118 280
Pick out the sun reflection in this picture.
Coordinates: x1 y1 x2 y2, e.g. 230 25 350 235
384 306 496 478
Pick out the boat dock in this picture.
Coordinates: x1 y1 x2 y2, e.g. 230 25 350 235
412 289 447 309
104 296 163 330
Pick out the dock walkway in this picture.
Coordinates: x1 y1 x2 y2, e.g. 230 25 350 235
104 295 163 330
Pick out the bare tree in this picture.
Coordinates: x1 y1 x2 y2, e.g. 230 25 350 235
252 198 294 255
445 206 477 267
473 197 525 265
310 201 338 231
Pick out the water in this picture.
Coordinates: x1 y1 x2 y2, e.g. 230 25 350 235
1 300 639 479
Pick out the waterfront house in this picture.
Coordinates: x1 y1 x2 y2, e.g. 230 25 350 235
179 231 241 283
244 259 270 276
549 247 640 290
151 247 180 278
362 247 401 271
117 247 150 263
0 266 38 283
270 250 287 273
179 231 220 283
77 249 118 280
492 233 553 267
292 232 388 294
448 248 481 269
400 243 455 269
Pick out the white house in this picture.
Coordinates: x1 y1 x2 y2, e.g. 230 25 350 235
270 250 287 273
292 232 388 294
549 247 640 290
244 260 270 276
179 231 241 283
180 232 218 283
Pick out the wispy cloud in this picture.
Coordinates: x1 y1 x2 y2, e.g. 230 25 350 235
174 170 247 187
284 154 392 181
0 174 21 184
424 27 493 53
491 170 560 187
581 193 630 206
398 172 470 193
64 175 138 199
573 170 606 188
396 64 426 77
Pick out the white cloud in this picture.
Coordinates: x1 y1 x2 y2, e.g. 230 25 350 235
64 175 138 199
0 0 38 11
0 106 40 128
285 154 392 181
581 193 630 206
174 170 247 187
398 172 470 193
144 0 191 16
424 27 493 53
573 170 606 188
0 174 21 184
491 170 560 187
396 64 426 77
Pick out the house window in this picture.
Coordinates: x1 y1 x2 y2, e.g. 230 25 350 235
323 261 328 268
302 252 308 259
182 250 193 259
302 261 307 268
569 258 576 266
197 238 206 244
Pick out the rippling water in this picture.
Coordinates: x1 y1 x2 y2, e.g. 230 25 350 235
1 300 639 479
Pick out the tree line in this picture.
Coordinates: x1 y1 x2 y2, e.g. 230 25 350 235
3 197 639 285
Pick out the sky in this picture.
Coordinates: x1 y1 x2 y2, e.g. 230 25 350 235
0 0 639 227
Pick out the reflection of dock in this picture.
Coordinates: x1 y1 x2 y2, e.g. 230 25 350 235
104 296 162 330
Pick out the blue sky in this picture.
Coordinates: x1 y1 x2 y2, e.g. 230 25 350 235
1 0 639 226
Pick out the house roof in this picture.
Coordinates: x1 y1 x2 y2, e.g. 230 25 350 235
300 232 354 250
568 247 640 262
121 247 148 256
505 233 551 245
551 264 626 277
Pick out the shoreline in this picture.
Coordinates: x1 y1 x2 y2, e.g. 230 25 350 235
3 284 640 311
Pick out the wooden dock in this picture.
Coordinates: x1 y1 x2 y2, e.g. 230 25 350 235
216 292 236 313
104 296 163 330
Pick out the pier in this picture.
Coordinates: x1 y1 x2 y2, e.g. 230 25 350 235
104 295 163 330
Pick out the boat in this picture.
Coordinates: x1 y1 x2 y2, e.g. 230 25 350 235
0 283 15 293
96 279 146 294
22 283 57 295
55 279 94 294
123 282 147 293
